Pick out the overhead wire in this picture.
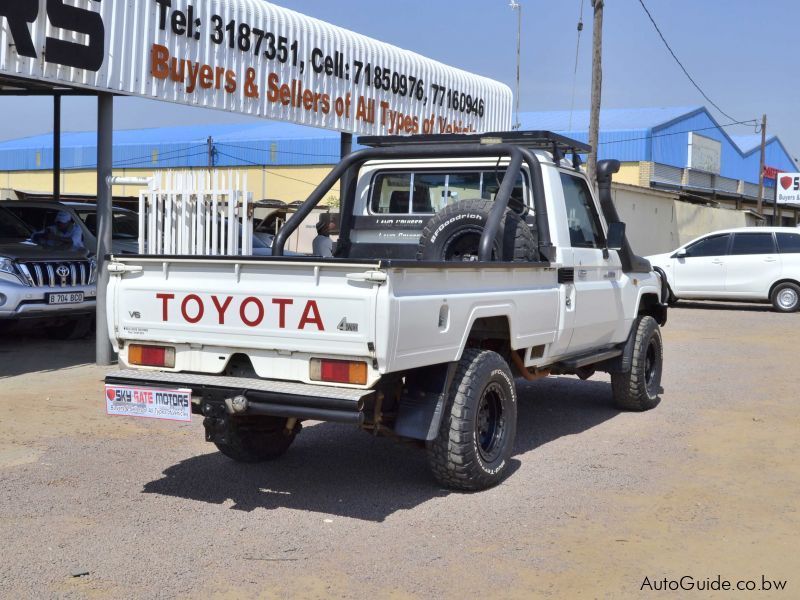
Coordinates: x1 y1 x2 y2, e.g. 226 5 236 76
215 141 340 160
567 0 586 131
214 149 322 187
636 0 745 125
597 118 757 145
68 143 208 170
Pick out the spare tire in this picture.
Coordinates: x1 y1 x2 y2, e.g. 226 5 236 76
416 199 537 262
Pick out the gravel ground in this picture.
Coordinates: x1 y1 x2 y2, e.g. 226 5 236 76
0 302 798 598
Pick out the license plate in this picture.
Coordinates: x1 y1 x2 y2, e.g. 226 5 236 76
48 292 84 305
105 384 192 422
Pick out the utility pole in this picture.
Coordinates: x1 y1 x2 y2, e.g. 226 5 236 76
509 1 522 129
587 0 604 183
756 113 767 217
207 136 214 168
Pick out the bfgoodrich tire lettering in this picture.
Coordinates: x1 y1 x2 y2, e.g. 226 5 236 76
426 349 517 491
611 316 663 411
416 199 536 262
770 282 800 313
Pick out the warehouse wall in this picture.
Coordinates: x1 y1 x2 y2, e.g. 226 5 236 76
610 163 642 186
0 165 338 204
611 182 755 255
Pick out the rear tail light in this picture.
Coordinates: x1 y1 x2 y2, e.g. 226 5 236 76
310 358 367 385
128 344 176 368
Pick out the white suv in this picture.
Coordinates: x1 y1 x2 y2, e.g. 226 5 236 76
647 227 800 312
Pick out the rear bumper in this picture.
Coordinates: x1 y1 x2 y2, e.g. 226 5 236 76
105 369 371 424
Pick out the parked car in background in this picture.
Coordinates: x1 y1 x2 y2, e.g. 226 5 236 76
66 202 140 254
0 207 96 338
647 227 800 312
0 200 139 255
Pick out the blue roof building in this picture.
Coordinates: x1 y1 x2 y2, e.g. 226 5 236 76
0 106 796 209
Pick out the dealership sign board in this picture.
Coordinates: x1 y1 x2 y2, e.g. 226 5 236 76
0 1 512 136
777 173 800 206
687 132 721 174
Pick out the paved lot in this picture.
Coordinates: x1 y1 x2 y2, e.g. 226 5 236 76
0 303 798 598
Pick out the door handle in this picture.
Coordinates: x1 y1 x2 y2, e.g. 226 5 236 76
711 259 724 265
764 258 777 263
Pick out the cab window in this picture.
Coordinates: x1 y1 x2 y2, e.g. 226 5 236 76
683 234 731 258
370 169 526 215
560 173 604 249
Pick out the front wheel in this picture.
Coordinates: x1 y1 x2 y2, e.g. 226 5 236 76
770 282 800 313
611 316 663 411
426 349 517 491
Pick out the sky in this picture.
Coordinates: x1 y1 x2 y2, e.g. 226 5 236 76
1 0 798 162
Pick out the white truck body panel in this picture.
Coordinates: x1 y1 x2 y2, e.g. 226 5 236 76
107 149 663 393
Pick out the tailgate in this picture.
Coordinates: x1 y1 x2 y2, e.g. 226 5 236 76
108 257 381 358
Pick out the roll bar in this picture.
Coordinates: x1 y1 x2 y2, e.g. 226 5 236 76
272 143 554 262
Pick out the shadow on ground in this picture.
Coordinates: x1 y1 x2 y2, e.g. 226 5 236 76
673 300 773 313
0 327 95 378
143 378 620 521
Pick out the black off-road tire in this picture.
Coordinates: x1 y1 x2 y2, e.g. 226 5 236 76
214 416 300 462
611 316 663 411
770 282 800 313
46 317 93 340
426 349 518 491
416 199 537 262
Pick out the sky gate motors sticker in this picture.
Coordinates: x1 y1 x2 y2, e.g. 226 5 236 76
106 385 192 422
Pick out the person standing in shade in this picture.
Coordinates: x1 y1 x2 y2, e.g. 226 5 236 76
312 219 334 257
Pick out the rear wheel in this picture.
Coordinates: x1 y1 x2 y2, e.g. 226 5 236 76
214 416 300 462
426 349 517 491
770 282 800 313
612 316 663 411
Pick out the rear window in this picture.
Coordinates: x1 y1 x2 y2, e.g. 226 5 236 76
730 233 776 255
77 210 138 239
370 169 527 215
776 233 800 253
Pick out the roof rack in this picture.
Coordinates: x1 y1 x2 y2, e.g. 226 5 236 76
358 130 592 165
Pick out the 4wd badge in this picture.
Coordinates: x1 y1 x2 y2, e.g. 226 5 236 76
337 317 359 332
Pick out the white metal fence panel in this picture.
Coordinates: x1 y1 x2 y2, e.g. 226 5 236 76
139 170 252 256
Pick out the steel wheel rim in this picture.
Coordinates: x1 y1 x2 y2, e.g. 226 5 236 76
644 338 659 392
475 382 505 463
442 228 484 262
777 288 798 310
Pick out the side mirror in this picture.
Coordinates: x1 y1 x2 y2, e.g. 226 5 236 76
675 248 687 258
606 221 626 251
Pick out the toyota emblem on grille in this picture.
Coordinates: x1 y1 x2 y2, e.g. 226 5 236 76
56 265 70 284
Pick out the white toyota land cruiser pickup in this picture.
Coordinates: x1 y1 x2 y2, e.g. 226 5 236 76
104 131 667 491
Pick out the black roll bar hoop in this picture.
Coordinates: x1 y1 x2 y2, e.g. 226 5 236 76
272 143 553 262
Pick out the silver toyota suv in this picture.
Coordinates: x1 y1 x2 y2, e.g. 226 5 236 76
0 207 97 339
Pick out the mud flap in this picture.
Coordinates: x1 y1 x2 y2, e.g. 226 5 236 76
394 362 458 441
597 325 637 375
